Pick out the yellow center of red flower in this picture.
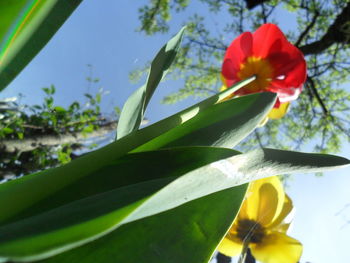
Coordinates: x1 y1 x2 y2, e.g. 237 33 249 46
237 56 273 92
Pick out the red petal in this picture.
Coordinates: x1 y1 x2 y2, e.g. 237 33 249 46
222 32 253 86
268 41 306 82
252 24 288 58
240 32 253 57
274 98 281 108
222 59 237 80
223 32 253 71
269 56 306 92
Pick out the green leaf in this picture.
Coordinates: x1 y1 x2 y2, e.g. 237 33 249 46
0 147 241 261
0 146 348 262
17 132 24 139
53 106 65 113
2 127 13 134
117 26 186 139
36 186 248 263
0 90 273 226
0 0 83 91
0 178 173 262
115 149 349 224
133 92 276 151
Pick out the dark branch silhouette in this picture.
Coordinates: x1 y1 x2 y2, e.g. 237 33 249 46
244 0 270 9
299 1 350 55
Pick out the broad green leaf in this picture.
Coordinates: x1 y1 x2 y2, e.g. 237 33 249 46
0 86 270 225
119 148 349 224
0 0 82 91
0 147 241 261
117 27 186 139
37 186 248 263
5 147 237 222
0 147 348 261
0 178 173 262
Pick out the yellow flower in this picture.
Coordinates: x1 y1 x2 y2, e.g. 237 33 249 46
218 176 302 263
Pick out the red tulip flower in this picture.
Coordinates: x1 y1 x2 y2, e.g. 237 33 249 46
221 24 307 119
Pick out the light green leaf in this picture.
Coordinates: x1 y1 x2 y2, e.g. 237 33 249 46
0 0 83 91
117 26 186 139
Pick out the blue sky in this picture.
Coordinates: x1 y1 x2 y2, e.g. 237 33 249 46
1 1 350 262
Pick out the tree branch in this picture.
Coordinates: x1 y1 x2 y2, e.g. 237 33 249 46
0 121 118 153
244 0 270 10
299 1 350 55
295 10 320 47
306 77 329 116
188 38 227 51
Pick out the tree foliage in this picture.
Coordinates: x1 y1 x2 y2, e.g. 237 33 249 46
136 0 350 154
0 71 119 180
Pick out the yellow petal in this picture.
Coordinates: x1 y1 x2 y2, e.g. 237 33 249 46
256 182 279 226
250 232 302 263
257 116 269 127
241 177 285 227
217 235 243 257
220 85 227 92
275 223 291 233
269 194 293 229
220 73 227 86
268 102 290 119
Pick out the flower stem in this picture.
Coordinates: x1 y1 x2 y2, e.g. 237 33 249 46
237 236 250 263
217 75 256 103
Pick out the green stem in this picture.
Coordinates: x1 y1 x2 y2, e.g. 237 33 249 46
217 75 256 103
